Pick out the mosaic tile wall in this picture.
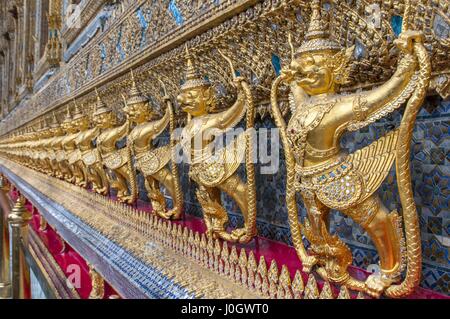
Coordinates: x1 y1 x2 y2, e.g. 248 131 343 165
144 96 449 295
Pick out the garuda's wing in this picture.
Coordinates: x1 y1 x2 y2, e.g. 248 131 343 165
347 129 399 202
192 132 247 187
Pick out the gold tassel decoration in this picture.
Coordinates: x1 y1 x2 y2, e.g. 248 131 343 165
239 249 248 287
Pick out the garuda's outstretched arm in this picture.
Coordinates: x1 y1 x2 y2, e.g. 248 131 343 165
349 31 422 130
113 120 130 143
139 105 170 142
215 81 247 131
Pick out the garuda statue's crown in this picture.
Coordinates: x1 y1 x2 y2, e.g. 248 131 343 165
63 106 73 124
72 99 85 120
93 88 111 116
39 118 49 131
49 112 59 129
127 70 148 106
296 0 341 56
181 45 210 91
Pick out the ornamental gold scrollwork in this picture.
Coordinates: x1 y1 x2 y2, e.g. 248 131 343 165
270 0 431 298
176 47 257 244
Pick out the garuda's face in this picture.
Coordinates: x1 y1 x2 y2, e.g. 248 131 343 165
94 112 115 129
72 117 89 131
50 126 64 136
294 51 336 95
177 86 211 117
125 102 150 124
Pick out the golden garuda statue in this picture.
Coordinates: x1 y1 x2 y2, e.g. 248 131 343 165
33 121 50 175
94 90 137 204
61 102 89 188
271 0 431 298
53 109 75 183
125 71 183 219
177 47 257 243
75 101 109 196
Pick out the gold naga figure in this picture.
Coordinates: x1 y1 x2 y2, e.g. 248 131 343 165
94 89 137 204
75 101 109 195
271 0 431 298
61 103 89 187
125 72 183 219
176 47 257 243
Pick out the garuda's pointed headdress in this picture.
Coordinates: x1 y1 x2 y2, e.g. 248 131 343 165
126 70 148 106
295 0 341 56
93 88 111 116
63 106 73 124
49 112 59 129
181 45 210 91
72 99 85 121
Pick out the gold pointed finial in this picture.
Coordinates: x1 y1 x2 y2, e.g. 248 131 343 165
49 112 59 128
63 106 73 123
8 196 32 226
181 44 210 91
126 69 147 106
295 0 341 56
72 99 85 120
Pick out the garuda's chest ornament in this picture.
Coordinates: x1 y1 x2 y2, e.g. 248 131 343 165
271 0 431 298
177 47 257 243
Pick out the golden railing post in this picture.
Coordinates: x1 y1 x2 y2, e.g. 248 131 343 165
8 196 32 299
0 176 11 299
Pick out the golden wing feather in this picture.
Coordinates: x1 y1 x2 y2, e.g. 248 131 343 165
347 129 399 202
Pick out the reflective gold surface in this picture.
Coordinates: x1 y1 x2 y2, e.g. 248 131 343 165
271 0 430 297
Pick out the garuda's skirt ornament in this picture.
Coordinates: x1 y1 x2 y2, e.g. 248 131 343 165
271 0 431 298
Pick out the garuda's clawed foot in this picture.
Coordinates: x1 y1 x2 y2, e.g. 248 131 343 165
97 187 108 195
365 273 400 298
230 227 254 243
166 208 182 220
302 255 318 273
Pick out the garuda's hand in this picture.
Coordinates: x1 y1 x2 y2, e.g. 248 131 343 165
280 65 297 83
394 30 424 54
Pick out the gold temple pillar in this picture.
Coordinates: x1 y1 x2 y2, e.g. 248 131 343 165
0 176 11 298
8 196 32 299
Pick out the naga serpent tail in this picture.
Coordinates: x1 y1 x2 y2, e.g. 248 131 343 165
240 80 257 243
385 42 431 298
168 99 183 217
